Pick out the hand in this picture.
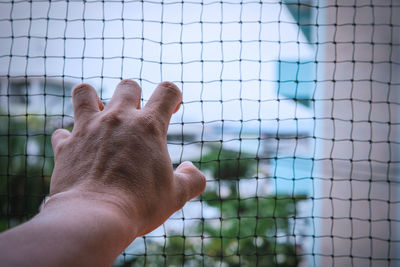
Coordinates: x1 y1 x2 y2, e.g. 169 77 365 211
49 80 206 238
0 80 206 267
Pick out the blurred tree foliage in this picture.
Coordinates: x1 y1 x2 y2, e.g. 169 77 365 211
120 146 306 266
0 110 57 231
1 110 307 265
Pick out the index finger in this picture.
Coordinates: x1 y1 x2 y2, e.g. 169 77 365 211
144 81 182 123
72 83 103 125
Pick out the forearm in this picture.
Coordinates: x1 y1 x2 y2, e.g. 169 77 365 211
0 191 136 267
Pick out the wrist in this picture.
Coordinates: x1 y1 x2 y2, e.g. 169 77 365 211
43 189 138 248
0 189 138 267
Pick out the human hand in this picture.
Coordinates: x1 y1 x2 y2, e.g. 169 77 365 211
48 80 206 239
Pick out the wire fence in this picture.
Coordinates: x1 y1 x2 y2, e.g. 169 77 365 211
0 0 399 266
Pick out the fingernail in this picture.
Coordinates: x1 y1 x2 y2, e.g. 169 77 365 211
177 161 195 170
181 161 194 167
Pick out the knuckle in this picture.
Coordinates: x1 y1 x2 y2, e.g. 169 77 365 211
53 142 65 156
136 112 163 136
175 188 188 210
199 174 207 193
99 110 123 126
197 172 207 189
176 197 187 210
51 133 67 155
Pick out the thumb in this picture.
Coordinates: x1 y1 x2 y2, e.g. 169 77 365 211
51 129 71 154
173 161 206 209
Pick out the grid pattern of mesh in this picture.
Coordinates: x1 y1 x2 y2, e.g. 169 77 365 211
0 1 399 266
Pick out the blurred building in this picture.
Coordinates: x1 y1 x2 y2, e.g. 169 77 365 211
0 77 74 129
315 1 400 266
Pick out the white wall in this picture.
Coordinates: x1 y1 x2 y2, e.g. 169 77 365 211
316 1 400 266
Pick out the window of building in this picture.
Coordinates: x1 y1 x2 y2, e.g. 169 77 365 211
278 60 316 107
283 0 315 42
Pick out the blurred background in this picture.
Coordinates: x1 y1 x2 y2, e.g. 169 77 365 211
0 0 399 266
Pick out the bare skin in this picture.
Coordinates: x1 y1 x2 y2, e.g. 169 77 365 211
0 80 206 267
